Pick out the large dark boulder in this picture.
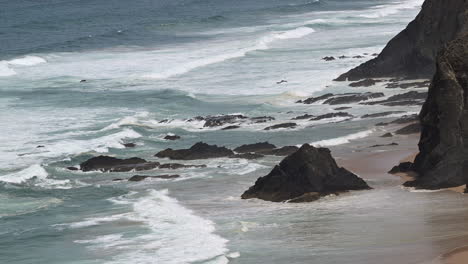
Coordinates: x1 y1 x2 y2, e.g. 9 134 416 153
80 156 159 172
241 144 370 202
155 142 234 160
336 0 468 81
234 142 276 153
405 33 468 189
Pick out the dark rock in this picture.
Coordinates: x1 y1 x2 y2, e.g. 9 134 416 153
112 178 124 181
310 112 353 121
36 145 45 148
292 114 315 120
349 79 377 87
386 80 431 89
67 166 79 171
335 0 467 81
298 93 334 104
338 55 348 59
128 174 180 182
381 133 393 138
389 162 414 174
123 143 136 148
80 79 86 83
80 156 159 172
164 135 181 140
361 111 405 119
229 153 264 160
353 55 365 59
222 125 240 130
362 91 428 106
203 115 247 127
234 142 276 153
241 144 370 202
369 142 398 148
390 114 419 124
258 146 300 156
395 123 421 135
406 33 468 189
264 123 297 130
323 92 384 105
250 116 275 123
155 142 234 160
334 107 351 111
158 163 207 169
322 56 335 61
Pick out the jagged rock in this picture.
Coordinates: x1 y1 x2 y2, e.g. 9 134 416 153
395 123 421 135
381 133 393 138
323 92 384 105
258 146 299 156
128 174 180 182
338 55 348 59
222 125 240 130
334 107 352 111
297 93 334 104
310 112 353 121
405 33 468 189
361 111 405 119
292 114 315 120
322 56 335 61
164 135 181 140
336 0 467 81
349 79 378 87
80 156 159 172
123 143 136 148
241 144 370 202
158 163 207 169
67 166 79 171
234 142 276 153
389 162 414 174
229 153 264 160
155 142 234 160
264 123 297 130
203 115 247 127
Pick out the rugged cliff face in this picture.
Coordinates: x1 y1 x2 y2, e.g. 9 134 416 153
404 33 468 189
336 0 468 81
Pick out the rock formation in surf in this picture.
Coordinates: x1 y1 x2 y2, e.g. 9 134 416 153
404 32 468 189
336 0 468 81
241 144 370 202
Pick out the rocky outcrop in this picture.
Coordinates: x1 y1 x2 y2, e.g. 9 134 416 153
80 156 159 172
241 144 370 202
310 112 353 121
336 0 468 81
361 91 428 106
264 123 297 130
395 123 421 135
128 174 180 181
155 142 234 160
298 92 384 105
361 111 405 119
234 142 276 153
404 33 468 189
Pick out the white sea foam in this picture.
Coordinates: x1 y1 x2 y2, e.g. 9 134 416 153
0 164 73 189
360 0 423 19
311 129 374 147
145 26 315 79
0 55 47 77
70 190 231 264
0 164 48 184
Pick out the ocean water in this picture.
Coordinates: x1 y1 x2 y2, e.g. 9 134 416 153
3 1 467 263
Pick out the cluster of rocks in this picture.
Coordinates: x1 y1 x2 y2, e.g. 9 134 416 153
361 91 428 106
297 92 384 105
241 144 371 202
321 53 378 62
156 142 299 160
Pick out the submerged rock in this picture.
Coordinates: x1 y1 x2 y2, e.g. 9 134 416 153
292 114 315 120
361 111 405 119
322 56 335 61
361 91 427 106
164 135 181 140
349 78 378 87
323 92 384 105
80 156 159 172
264 123 297 130
310 112 353 121
297 93 334 104
221 125 240 130
123 143 136 148
155 142 234 160
241 144 370 202
158 163 207 169
203 115 247 127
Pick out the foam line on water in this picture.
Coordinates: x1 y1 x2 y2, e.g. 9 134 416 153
359 0 424 19
0 55 47 77
310 129 375 147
